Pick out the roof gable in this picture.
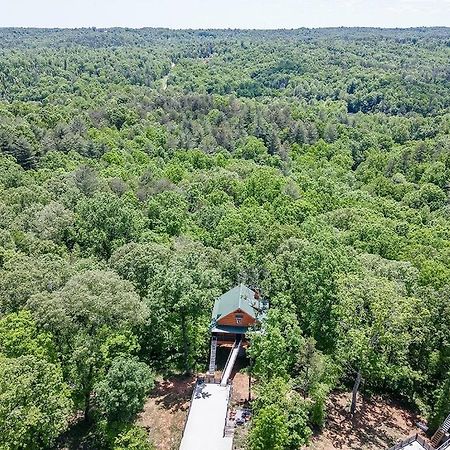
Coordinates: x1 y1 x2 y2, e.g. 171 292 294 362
217 308 256 327
212 284 261 322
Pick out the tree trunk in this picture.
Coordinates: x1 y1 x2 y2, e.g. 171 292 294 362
350 370 362 415
180 313 190 374
84 390 91 423
83 366 93 423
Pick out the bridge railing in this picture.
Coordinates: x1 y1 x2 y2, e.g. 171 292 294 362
221 337 242 386
223 380 234 438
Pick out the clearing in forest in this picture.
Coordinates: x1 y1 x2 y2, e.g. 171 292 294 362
306 392 426 450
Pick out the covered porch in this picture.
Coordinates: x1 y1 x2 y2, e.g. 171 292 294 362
211 324 249 345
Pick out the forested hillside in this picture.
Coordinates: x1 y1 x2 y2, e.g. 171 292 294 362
0 27 449 449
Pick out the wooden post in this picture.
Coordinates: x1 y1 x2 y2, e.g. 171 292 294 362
248 357 252 402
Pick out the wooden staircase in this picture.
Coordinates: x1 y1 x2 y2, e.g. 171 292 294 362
208 336 218 375
431 414 450 448
431 429 445 448
442 414 450 432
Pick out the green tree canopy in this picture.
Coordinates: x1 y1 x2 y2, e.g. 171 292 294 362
95 357 154 422
333 272 426 412
248 404 289 450
0 355 72 449
27 270 148 420
0 310 55 360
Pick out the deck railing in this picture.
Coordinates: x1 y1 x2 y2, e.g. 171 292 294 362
222 380 234 438
388 434 433 450
437 439 450 450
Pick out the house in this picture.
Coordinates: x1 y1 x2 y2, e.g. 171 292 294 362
207 284 268 380
181 284 267 450
210 283 268 345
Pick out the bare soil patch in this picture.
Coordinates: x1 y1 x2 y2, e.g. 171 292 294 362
138 375 195 450
137 365 426 450
306 391 429 450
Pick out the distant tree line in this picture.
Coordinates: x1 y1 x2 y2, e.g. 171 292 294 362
0 26 449 449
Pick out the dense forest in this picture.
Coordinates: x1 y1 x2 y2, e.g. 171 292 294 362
0 27 449 449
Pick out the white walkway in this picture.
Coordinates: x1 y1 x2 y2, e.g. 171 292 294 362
406 443 428 450
180 383 233 450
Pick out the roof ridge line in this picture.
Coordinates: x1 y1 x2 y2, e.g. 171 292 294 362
239 283 243 310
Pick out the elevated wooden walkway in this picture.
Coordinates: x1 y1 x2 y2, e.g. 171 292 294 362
220 337 241 386
180 337 242 449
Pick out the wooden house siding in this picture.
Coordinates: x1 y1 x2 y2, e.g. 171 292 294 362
217 309 256 327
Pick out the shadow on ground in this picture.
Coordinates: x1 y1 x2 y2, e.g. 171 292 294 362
307 392 424 450
149 375 196 413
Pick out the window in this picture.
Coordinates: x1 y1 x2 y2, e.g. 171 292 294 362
235 313 243 324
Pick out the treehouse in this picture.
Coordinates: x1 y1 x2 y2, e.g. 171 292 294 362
210 284 267 345
208 284 268 380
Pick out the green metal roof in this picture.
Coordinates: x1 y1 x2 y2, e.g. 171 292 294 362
212 284 260 321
